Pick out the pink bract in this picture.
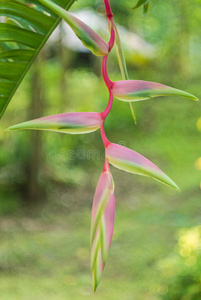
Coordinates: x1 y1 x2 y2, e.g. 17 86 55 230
111 80 198 102
106 142 180 190
90 160 115 291
7 112 104 134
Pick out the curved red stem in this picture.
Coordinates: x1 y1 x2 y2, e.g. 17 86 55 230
102 56 113 89
100 123 110 148
104 0 113 19
100 0 116 151
101 90 113 120
108 27 115 51
103 158 110 172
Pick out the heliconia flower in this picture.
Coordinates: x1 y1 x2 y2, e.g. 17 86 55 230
39 0 109 56
90 159 115 291
105 142 180 190
111 80 198 102
6 112 104 134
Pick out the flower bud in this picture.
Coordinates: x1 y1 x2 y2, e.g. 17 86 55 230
39 0 109 56
91 160 115 291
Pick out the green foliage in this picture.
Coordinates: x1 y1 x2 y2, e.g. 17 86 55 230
132 0 150 16
157 226 201 299
0 0 76 119
0 192 20 215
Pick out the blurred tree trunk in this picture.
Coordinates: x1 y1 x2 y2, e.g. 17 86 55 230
25 52 45 205
165 2 191 81
179 1 191 79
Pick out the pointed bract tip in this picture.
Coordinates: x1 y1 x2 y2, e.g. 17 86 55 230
191 95 199 101
163 178 180 192
93 280 98 292
179 90 199 101
6 125 21 131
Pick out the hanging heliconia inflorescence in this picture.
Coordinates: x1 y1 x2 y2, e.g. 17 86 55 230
7 0 198 291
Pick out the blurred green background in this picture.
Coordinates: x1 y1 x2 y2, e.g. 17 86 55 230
1 0 201 299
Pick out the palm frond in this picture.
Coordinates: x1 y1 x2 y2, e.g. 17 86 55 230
0 0 76 118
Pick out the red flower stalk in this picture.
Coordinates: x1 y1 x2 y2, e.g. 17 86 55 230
103 0 113 19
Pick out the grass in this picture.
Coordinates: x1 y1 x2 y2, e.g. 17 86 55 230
0 169 200 300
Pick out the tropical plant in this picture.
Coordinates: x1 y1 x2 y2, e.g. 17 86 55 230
2 0 198 292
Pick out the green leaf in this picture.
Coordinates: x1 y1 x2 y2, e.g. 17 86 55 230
0 49 35 61
0 0 76 119
132 0 150 15
143 2 149 16
0 23 44 48
0 1 54 34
